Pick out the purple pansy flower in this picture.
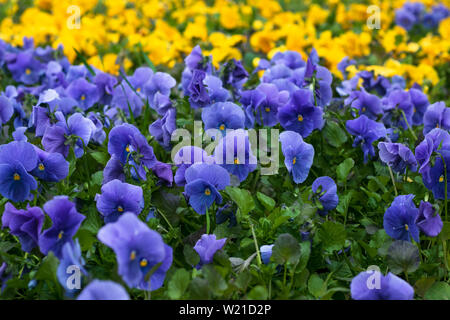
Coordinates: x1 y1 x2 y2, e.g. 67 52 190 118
383 194 420 243
149 108 176 150
42 112 95 158
103 155 126 184
311 176 339 215
38 196 85 258
346 115 387 163
31 146 69 182
351 270 414 300
144 72 176 108
184 163 230 215
423 101 450 135
382 89 414 130
415 128 450 184
260 244 274 265
278 89 324 138
93 71 118 105
187 69 210 109
7 50 43 85
95 179 144 223
410 88 429 126
423 149 450 200
279 131 314 184
151 161 174 186
213 129 257 182
241 83 289 127
111 67 153 117
97 213 173 291
0 141 38 202
174 146 213 186
0 95 14 128
57 239 86 294
345 88 383 120
107 123 157 181
221 58 249 92
66 78 100 111
202 102 245 134
378 142 417 173
77 280 129 300
415 201 443 237
194 234 227 268
1 202 44 252
395 8 416 30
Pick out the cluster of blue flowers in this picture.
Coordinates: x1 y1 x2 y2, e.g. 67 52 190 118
395 1 449 30
0 34 448 300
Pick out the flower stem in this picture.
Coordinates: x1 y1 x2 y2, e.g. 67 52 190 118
206 208 211 234
400 109 417 141
388 165 398 197
250 221 262 266
438 153 448 221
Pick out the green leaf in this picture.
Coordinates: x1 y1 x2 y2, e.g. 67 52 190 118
323 121 347 148
336 158 355 182
297 241 311 272
308 274 326 298
414 278 436 298
438 222 450 241
247 285 268 300
386 240 420 274
75 229 97 252
203 265 228 295
271 233 301 265
318 221 347 253
188 277 211 299
424 282 450 300
225 186 255 217
183 244 200 267
90 151 108 166
167 268 190 299
90 171 103 186
35 252 59 282
256 192 276 211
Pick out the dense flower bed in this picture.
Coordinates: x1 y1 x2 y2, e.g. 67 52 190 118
0 0 449 300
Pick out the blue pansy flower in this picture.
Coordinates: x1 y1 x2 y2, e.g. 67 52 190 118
184 163 230 215
279 130 314 184
383 194 420 242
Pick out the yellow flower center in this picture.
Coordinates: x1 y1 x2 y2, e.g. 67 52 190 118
293 157 296 165
117 206 124 212
234 157 239 164
436 124 440 128
204 188 211 196
81 95 86 101
58 231 64 239
126 145 130 153
38 163 45 171
13 173 20 181
297 115 303 122
130 251 136 260
136 87 141 92
140 259 148 268
25 68 31 75
219 124 225 131
404 224 409 231
265 107 270 112
439 175 444 183
362 107 366 112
